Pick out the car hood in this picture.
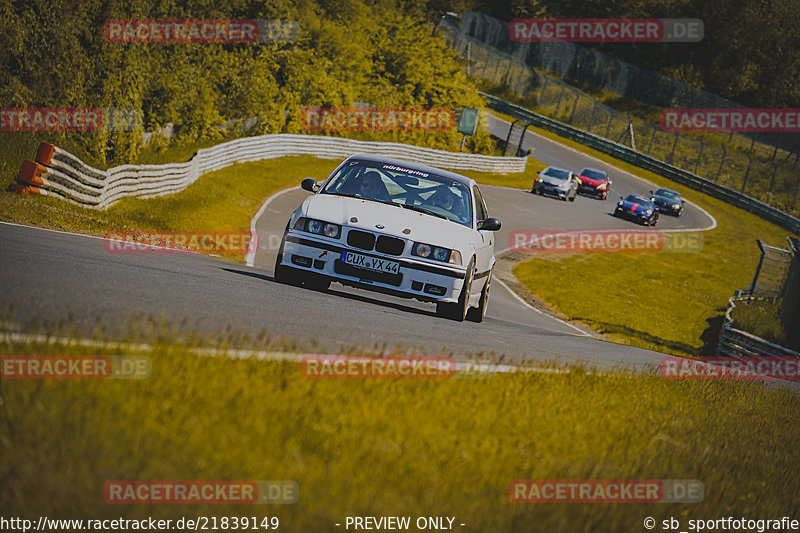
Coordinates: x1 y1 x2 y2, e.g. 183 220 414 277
539 174 568 187
302 194 475 248
620 199 652 214
579 176 604 186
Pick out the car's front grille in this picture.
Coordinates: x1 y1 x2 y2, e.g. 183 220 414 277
375 235 405 256
347 230 375 251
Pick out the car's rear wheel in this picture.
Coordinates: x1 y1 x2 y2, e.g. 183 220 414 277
466 269 491 323
437 260 474 322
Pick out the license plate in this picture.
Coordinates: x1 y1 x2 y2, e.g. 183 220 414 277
341 251 400 274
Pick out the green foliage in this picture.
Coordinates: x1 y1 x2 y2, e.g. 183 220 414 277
0 0 488 186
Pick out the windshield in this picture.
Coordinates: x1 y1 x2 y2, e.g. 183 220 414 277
581 168 606 180
542 167 570 181
656 189 680 199
321 160 473 227
625 195 653 207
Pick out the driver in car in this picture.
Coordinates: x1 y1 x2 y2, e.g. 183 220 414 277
358 171 391 202
429 187 469 223
430 187 456 210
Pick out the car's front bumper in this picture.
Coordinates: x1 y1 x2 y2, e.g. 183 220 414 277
656 203 681 215
279 231 467 303
578 184 605 195
533 182 570 198
615 209 652 223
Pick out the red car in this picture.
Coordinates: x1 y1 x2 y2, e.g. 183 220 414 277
577 168 612 200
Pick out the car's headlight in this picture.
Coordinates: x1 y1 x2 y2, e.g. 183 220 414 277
294 217 341 239
535 176 543 182
673 203 681 209
597 183 607 190
412 242 457 264
645 210 652 215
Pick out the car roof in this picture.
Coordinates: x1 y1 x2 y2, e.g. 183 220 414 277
655 188 680 195
580 167 605 174
542 166 570 173
626 194 651 201
345 153 475 187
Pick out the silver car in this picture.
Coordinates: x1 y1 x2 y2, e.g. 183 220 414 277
532 166 579 201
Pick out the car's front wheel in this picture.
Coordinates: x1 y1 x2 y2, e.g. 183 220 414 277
466 269 491 323
437 260 474 322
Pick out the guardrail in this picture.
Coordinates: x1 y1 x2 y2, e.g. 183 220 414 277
10 134 527 208
716 295 800 358
482 93 800 235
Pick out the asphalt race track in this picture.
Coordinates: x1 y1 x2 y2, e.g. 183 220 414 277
0 124 716 372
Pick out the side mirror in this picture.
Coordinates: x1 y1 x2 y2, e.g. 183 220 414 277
301 178 318 192
607 179 613 185
478 218 501 231
649 190 654 196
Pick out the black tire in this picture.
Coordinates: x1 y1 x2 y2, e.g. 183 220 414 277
273 229 302 286
466 269 491 323
304 273 331 291
274 258 303 286
436 260 474 322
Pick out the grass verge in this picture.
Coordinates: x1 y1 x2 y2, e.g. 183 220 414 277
729 299 789 346
1 336 799 532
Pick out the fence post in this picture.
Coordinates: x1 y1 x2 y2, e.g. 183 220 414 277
769 162 778 193
628 114 635 151
588 99 598 132
604 114 613 140
553 85 566 116
646 126 656 155
667 132 679 165
715 143 727 182
538 76 549 107
568 91 580 124
741 153 752 193
749 240 766 294
694 138 704 174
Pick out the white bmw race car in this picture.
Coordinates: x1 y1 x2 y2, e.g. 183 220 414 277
274 154 501 322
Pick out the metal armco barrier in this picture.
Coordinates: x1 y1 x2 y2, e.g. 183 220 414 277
10 134 527 209
482 93 800 236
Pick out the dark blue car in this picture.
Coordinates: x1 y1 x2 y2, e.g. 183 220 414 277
613 194 659 226
650 188 685 216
